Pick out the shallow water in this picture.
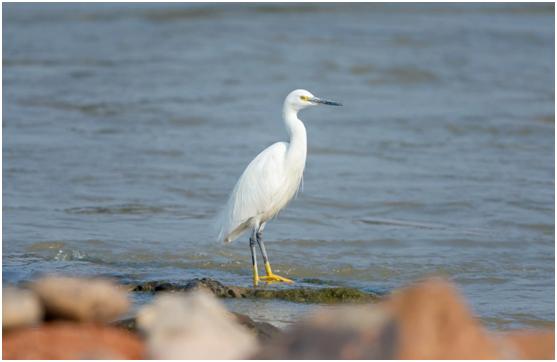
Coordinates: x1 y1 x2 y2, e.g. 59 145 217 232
3 3 554 330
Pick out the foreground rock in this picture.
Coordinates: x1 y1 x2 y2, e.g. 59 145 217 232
2 287 43 331
5 275 552 359
114 312 281 343
2 323 145 359
137 291 258 359
31 276 129 322
385 278 501 359
128 277 378 303
231 312 281 342
502 330 556 359
254 278 555 359
255 303 395 359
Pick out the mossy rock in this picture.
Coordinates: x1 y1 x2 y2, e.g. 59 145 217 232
126 278 250 298
246 287 378 304
127 278 379 304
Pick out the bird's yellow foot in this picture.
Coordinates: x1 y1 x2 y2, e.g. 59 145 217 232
252 273 292 287
260 273 293 284
260 262 293 284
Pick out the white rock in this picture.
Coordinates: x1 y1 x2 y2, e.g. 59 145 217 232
3 287 43 330
31 276 129 322
137 290 257 359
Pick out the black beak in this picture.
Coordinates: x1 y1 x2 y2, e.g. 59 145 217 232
310 97 343 106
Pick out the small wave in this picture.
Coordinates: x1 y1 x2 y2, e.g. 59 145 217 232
380 201 424 209
19 98 125 117
349 64 375 75
305 196 363 210
26 245 88 262
360 217 446 229
483 313 556 331
26 241 66 251
65 203 166 215
282 238 403 248
310 146 370 157
537 114 554 124
53 248 87 261
520 223 554 235
141 7 223 22
142 148 184 157
368 66 438 85
359 217 487 237
250 4 328 14
168 116 207 127
4 58 116 68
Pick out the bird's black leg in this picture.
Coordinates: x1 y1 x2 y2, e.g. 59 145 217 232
250 229 259 288
256 229 270 267
257 228 294 284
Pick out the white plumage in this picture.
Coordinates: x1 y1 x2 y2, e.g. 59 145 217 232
218 141 303 243
215 89 341 286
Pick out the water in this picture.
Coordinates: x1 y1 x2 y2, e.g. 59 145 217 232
3 3 554 330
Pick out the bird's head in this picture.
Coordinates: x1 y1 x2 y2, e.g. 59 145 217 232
284 89 343 112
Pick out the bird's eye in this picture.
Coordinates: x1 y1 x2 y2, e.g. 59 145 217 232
300 95 309 101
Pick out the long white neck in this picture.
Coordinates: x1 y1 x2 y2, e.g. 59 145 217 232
283 105 307 165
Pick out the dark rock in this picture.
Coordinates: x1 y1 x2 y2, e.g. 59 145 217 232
232 312 281 342
113 317 139 333
183 278 249 298
127 278 250 298
128 281 186 293
153 282 176 292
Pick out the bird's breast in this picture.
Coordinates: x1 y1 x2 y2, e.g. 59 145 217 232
262 158 305 220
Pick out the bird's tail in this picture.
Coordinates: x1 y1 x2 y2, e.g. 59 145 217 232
214 207 230 243
215 202 249 244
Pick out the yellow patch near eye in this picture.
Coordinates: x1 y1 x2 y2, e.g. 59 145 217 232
300 95 309 101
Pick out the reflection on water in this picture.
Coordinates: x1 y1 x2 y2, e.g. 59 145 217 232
3 3 554 330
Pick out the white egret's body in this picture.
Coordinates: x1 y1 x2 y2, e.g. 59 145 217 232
216 89 341 286
218 101 307 243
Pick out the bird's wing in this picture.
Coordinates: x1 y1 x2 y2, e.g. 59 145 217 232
217 142 288 242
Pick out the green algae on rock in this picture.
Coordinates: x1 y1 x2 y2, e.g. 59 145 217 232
245 287 379 304
128 278 380 304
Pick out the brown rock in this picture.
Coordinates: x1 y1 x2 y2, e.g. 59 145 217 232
501 330 555 359
3 287 43 331
385 278 501 359
254 304 395 359
2 322 145 359
31 276 129 322
254 278 555 359
386 278 555 359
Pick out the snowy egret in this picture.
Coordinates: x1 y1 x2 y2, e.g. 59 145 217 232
217 89 342 287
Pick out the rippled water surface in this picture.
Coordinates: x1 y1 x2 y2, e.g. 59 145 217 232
3 3 554 329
